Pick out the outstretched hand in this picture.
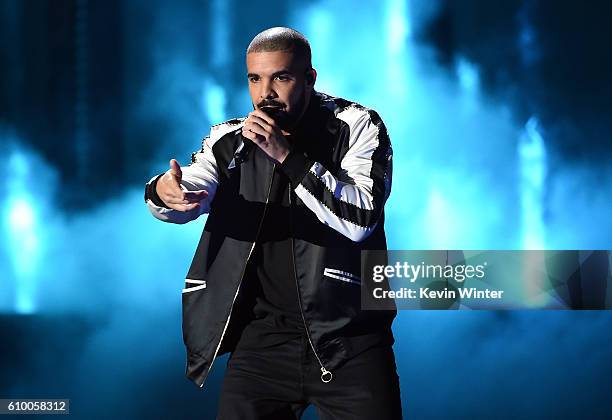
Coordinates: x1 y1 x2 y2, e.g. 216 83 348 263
155 159 208 211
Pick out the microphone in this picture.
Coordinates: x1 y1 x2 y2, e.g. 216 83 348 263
234 135 254 165
234 105 284 165
260 105 283 119
234 106 284 164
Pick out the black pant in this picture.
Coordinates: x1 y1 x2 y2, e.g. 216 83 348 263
217 334 402 419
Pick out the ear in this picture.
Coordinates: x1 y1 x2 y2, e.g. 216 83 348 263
305 68 317 86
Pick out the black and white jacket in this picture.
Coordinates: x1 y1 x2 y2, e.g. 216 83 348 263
145 91 396 388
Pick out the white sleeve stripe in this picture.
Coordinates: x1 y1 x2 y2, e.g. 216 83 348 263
295 184 377 242
308 162 375 210
303 107 386 211
336 105 377 190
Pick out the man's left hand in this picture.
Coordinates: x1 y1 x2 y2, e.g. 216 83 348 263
242 109 290 164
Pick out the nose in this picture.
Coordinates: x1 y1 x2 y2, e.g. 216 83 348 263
260 79 277 100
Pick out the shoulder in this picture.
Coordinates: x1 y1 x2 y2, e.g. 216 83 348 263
208 117 246 146
191 117 245 164
315 92 385 130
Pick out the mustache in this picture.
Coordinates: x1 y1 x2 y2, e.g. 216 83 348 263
257 99 285 109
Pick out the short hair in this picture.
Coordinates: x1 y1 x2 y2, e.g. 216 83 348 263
246 27 312 68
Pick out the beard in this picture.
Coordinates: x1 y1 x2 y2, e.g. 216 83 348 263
256 87 307 132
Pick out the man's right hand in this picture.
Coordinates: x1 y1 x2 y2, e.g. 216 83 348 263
156 159 208 211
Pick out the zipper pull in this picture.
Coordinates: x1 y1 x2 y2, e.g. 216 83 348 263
320 367 333 383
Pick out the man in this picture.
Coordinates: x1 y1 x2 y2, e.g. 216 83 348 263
144 27 401 419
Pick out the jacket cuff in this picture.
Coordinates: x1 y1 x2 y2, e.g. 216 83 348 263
145 174 170 208
279 150 314 188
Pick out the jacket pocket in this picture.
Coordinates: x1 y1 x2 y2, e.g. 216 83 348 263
323 267 361 285
182 279 207 294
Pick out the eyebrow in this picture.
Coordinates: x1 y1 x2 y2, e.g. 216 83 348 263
247 70 295 78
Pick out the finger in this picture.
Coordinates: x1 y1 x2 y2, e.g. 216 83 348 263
165 188 207 204
169 159 182 179
169 202 200 212
243 122 269 139
248 112 276 130
244 119 269 132
164 194 206 205
242 126 265 144
250 109 276 126
183 190 208 201
164 198 191 206
161 192 191 204
245 116 271 131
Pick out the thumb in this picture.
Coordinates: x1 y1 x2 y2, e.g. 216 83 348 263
169 159 182 179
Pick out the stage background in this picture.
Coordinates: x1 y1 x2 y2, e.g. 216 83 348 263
1 0 611 418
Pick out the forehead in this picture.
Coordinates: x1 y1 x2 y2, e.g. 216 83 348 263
246 51 305 74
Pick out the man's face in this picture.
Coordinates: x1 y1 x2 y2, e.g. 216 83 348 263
246 50 313 131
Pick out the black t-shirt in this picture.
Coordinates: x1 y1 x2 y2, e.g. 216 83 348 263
237 154 306 350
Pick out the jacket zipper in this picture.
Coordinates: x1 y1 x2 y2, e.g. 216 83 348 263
288 189 333 383
199 163 277 388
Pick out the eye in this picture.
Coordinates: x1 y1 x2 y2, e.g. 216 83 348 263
274 75 290 81
248 75 259 83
